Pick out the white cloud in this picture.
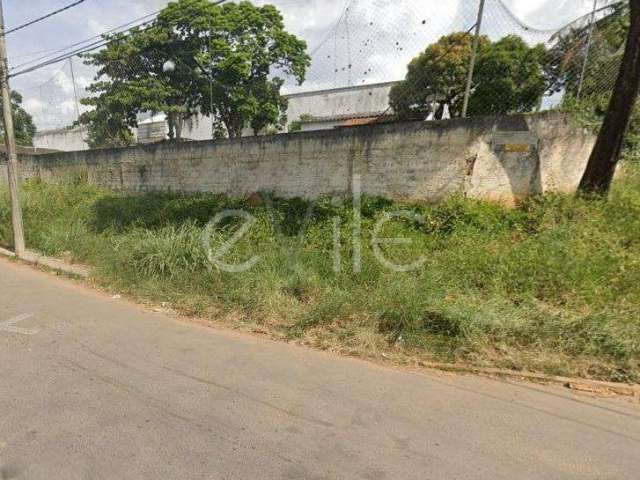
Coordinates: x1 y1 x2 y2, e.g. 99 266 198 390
53 71 75 95
23 97 46 112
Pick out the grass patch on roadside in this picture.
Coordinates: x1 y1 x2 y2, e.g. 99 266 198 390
1 165 639 382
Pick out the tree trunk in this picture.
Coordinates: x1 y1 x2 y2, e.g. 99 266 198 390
578 0 640 194
175 114 183 140
167 112 175 140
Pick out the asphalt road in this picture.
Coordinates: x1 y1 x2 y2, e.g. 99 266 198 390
1 258 639 480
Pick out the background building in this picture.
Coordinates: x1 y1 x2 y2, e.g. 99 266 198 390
32 81 399 151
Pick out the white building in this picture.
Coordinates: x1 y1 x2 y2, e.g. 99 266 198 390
285 81 398 132
33 81 399 151
32 126 90 152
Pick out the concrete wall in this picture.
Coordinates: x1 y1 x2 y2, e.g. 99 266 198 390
3 113 595 205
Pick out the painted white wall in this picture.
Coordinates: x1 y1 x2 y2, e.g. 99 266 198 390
285 81 398 127
33 126 89 151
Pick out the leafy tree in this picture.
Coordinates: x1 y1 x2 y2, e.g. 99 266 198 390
389 32 547 119
467 36 547 116
0 91 36 146
546 2 629 99
557 3 640 154
389 32 489 120
76 106 135 150
81 0 309 141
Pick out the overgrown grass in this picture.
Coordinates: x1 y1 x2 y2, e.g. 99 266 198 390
1 165 639 382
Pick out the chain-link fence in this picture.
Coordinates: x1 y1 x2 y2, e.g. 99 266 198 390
7 0 628 150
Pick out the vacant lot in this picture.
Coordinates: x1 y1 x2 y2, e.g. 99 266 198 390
2 162 639 382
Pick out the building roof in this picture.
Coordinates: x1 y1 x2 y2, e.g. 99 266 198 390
298 111 392 124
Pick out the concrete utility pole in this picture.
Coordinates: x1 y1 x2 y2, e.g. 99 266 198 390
462 0 486 118
0 0 26 256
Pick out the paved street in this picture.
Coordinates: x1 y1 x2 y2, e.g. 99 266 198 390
0 258 639 480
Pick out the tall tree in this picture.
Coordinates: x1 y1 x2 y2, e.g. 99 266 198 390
389 32 489 120
81 0 309 141
468 36 547 116
0 91 36 146
76 105 135 150
579 0 640 194
389 33 547 120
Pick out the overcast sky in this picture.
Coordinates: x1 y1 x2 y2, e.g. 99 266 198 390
2 0 605 130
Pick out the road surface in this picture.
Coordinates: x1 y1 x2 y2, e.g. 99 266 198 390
0 258 639 479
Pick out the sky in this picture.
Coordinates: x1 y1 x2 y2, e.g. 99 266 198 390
2 0 608 131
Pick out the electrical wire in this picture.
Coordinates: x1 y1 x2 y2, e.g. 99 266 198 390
10 10 160 65
9 19 157 76
9 0 230 78
3 0 88 37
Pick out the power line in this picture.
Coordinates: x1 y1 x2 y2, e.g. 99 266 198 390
8 0 230 78
10 35 132 78
9 17 157 75
9 10 160 65
3 0 88 37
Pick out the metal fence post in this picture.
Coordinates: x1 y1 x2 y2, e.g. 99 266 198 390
577 0 599 100
462 0 486 118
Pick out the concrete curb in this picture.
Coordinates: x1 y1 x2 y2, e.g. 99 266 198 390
0 247 90 278
418 361 640 399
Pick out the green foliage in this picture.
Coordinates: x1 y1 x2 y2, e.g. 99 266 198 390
80 0 309 141
76 104 135 150
546 3 628 99
389 32 547 119
0 91 37 146
288 120 302 133
3 166 640 382
389 32 488 119
563 93 640 153
557 4 639 153
289 113 313 133
468 36 547 116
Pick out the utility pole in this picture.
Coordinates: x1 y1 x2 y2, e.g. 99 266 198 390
0 0 25 256
462 0 486 118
